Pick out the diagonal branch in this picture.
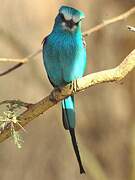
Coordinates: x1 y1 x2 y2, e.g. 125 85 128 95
0 6 135 76
83 6 135 36
0 63 23 76
0 49 41 76
0 48 135 143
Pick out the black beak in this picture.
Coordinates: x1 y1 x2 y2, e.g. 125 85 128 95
66 20 76 29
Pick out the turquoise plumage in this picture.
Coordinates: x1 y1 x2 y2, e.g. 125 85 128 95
42 6 86 174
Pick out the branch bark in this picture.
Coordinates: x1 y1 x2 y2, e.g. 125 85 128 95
0 49 135 143
0 100 33 108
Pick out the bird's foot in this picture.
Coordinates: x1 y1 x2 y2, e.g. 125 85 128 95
49 87 62 103
71 80 79 92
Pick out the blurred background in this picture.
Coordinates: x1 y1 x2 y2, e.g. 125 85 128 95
0 0 135 180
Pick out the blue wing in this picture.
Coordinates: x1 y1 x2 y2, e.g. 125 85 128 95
42 35 57 87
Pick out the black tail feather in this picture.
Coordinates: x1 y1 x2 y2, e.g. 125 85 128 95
62 106 69 130
69 128 85 174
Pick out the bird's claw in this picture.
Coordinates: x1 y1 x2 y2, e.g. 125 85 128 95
49 87 62 103
71 80 79 92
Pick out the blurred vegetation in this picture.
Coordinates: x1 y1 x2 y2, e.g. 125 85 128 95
0 0 135 180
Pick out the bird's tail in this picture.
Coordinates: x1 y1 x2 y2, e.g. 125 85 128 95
61 96 85 174
62 96 75 130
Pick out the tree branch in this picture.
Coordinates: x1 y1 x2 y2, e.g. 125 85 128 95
0 6 135 76
0 48 135 143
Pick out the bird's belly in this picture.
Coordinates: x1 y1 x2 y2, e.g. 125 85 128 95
61 51 86 83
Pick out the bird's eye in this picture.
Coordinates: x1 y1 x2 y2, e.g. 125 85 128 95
59 13 65 21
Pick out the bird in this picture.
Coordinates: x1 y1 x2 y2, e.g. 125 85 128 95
42 6 86 174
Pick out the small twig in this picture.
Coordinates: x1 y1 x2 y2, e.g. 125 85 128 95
127 26 135 32
0 6 135 76
0 63 23 76
16 122 26 132
0 48 134 143
0 49 41 76
0 48 41 63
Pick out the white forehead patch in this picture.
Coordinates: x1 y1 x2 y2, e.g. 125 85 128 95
61 9 72 21
64 13 72 21
72 15 80 23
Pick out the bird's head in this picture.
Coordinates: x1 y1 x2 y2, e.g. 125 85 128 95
54 6 85 33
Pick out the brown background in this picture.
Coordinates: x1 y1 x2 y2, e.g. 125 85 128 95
0 0 135 180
